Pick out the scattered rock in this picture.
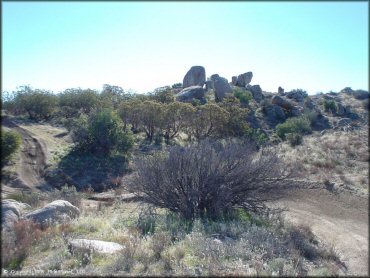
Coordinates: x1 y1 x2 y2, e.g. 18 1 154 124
271 95 293 110
335 118 352 129
25 200 80 226
311 113 331 130
231 76 238 85
264 104 286 122
340 87 354 94
286 90 307 103
291 106 302 117
236 72 253 87
183 66 206 88
249 85 264 103
205 80 214 91
68 239 124 255
176 85 207 104
352 90 369 100
211 75 233 102
2 199 31 232
304 97 314 109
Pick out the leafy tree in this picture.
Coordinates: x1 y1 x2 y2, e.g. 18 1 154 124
219 98 251 137
71 108 133 154
59 88 100 117
118 100 143 132
100 84 129 109
1 130 22 165
162 102 195 143
138 101 165 142
189 104 230 140
150 86 175 104
11 86 58 120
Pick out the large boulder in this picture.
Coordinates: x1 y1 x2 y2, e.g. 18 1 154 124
2 199 31 232
264 104 286 122
205 80 214 91
352 90 369 100
311 113 331 130
211 75 233 102
231 76 238 85
236 72 253 87
25 200 80 226
271 95 294 110
286 90 307 103
68 239 124 255
278 87 285 95
183 66 206 88
176 86 206 104
249 85 264 103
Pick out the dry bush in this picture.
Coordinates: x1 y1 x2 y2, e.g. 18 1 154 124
1 220 43 270
128 139 296 221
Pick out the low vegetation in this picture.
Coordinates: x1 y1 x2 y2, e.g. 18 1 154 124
1 130 22 165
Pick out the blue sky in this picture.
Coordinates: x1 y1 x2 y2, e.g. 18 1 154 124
2 2 368 94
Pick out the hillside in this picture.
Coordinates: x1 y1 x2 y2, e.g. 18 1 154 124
1 66 368 276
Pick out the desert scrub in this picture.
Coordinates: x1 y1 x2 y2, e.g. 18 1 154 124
276 116 311 140
1 130 22 166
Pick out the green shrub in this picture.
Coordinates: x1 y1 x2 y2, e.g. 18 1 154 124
276 117 311 140
286 133 303 146
234 88 253 106
71 108 134 154
323 99 337 113
1 130 22 165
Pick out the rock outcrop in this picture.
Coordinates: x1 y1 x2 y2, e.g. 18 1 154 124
68 239 124 255
176 85 207 104
211 75 233 102
286 90 307 103
249 85 264 103
2 199 31 232
271 95 294 110
183 66 206 88
236 72 253 87
278 87 284 95
25 200 80 226
231 76 238 85
264 105 286 122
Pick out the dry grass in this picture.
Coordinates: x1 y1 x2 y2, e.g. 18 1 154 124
280 128 368 195
2 200 345 276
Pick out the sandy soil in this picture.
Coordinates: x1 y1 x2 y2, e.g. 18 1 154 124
275 187 368 276
2 117 48 192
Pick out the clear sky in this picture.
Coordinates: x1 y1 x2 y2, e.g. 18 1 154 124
2 1 369 95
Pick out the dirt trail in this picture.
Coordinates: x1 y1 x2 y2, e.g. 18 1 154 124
275 188 368 276
2 117 48 191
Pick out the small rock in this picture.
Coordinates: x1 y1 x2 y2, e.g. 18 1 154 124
68 239 124 254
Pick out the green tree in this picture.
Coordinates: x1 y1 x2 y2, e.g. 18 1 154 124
1 130 22 165
189 104 230 140
71 109 133 154
162 102 195 143
138 101 165 142
59 88 100 117
12 86 58 120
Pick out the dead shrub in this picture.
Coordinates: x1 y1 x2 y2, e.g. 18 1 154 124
1 220 43 270
128 139 296 221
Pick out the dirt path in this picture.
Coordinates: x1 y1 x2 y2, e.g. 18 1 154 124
2 117 48 191
275 188 368 276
